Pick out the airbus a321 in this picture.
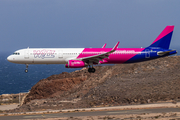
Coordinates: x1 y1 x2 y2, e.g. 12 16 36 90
7 25 177 73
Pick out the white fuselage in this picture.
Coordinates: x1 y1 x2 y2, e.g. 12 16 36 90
7 48 84 64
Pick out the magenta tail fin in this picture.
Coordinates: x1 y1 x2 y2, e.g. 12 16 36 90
149 25 174 49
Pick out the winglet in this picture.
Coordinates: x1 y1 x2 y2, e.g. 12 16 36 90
102 43 107 48
112 41 120 51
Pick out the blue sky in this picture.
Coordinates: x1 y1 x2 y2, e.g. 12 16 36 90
0 0 180 52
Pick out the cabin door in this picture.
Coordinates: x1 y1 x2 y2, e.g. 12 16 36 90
58 50 63 58
24 49 29 59
145 49 150 58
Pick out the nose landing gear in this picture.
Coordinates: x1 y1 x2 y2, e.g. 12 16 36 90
25 64 28 73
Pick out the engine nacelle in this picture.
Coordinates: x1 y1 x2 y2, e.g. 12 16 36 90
65 60 87 68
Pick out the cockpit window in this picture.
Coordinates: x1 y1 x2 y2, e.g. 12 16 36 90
13 52 20 55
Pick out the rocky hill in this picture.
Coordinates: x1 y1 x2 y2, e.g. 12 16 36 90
11 56 180 112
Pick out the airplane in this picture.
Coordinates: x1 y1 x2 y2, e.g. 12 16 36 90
7 25 177 73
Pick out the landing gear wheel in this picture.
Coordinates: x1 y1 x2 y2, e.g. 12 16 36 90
91 68 95 73
88 67 96 73
88 68 92 73
25 64 28 73
25 69 28 73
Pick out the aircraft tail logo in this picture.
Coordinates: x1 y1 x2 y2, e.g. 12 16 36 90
149 25 174 49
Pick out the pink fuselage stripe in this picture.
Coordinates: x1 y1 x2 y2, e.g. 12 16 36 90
151 26 174 45
77 48 145 64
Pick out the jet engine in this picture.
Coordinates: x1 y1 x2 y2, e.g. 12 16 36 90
65 60 87 68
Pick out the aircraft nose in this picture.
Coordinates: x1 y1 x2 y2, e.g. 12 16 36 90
7 55 13 62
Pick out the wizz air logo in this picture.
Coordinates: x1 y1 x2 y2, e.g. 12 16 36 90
33 50 55 59
71 61 81 65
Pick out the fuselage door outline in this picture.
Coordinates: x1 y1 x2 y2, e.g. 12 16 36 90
58 50 63 58
145 49 150 58
24 48 29 59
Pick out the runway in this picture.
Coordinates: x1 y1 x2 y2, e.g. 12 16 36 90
0 107 180 120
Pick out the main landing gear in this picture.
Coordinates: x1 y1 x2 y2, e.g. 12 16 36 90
25 64 28 73
88 66 96 73
87 62 96 73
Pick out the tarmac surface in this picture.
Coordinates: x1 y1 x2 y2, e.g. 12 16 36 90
0 108 180 120
0 102 180 120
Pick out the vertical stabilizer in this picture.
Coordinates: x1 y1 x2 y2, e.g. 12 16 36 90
149 25 174 49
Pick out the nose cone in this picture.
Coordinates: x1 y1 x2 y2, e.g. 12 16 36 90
7 55 13 62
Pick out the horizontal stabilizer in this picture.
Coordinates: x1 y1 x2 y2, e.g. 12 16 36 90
157 50 176 56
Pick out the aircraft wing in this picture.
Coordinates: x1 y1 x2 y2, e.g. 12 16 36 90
76 42 119 64
157 50 176 56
